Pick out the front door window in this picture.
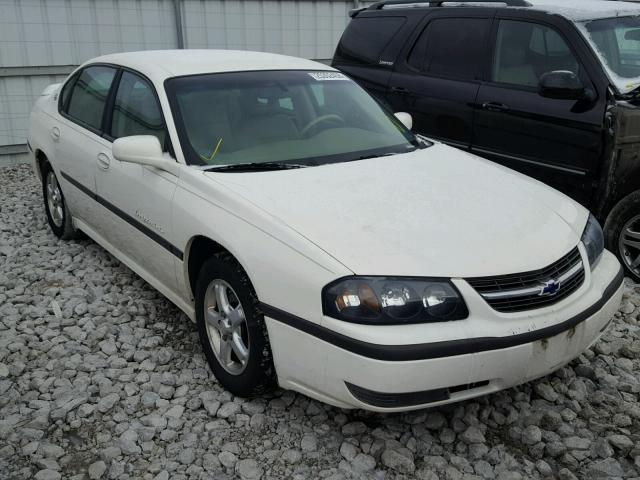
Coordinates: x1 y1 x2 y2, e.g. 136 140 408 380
492 20 581 88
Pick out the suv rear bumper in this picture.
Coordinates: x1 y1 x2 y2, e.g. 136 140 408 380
264 251 624 411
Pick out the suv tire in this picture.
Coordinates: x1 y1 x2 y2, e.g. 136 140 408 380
604 191 640 281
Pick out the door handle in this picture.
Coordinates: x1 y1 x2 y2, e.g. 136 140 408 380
97 153 111 170
390 86 413 96
50 127 60 142
481 102 510 112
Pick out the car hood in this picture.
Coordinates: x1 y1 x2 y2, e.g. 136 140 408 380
206 144 588 278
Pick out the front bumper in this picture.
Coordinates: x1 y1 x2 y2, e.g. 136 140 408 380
264 249 624 411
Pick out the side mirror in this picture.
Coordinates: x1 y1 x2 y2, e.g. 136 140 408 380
112 135 178 176
539 71 585 100
394 112 413 130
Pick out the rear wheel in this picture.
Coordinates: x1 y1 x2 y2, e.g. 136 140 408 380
195 253 277 397
41 162 77 239
604 191 640 281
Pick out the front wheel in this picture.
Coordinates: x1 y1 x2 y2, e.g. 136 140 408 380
195 253 277 397
41 162 77 239
604 191 640 281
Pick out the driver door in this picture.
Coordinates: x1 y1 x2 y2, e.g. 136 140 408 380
94 69 180 292
472 17 606 207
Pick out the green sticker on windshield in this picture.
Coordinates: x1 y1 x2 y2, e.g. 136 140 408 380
308 72 348 81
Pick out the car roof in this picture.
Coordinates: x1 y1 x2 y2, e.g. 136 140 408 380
83 49 334 83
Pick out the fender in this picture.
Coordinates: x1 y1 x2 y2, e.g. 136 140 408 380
28 84 62 180
172 168 354 326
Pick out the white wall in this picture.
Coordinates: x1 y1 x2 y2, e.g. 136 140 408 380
181 0 353 58
0 0 369 154
0 0 177 68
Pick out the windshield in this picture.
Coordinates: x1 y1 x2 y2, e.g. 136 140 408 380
165 70 418 168
579 16 640 94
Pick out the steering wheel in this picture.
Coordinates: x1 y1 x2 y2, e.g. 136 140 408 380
300 114 345 137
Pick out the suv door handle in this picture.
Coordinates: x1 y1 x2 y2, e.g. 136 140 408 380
97 153 111 170
50 127 60 142
390 86 413 96
481 102 510 112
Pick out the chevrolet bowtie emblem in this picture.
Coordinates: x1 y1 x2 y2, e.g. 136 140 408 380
539 279 561 297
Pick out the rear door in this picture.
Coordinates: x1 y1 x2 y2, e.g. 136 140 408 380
94 69 180 291
55 65 117 225
386 12 493 149
472 15 606 207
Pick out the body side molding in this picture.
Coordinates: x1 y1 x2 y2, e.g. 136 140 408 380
60 171 184 260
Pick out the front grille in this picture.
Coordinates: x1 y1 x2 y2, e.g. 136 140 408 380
466 247 585 313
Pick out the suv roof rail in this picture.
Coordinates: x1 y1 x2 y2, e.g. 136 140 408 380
349 0 531 15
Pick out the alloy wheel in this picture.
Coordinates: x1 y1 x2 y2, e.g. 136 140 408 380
203 279 250 375
620 214 640 278
46 171 64 228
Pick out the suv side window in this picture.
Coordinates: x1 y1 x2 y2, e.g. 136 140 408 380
407 18 489 80
492 20 581 88
334 16 406 65
66 66 117 131
110 71 166 148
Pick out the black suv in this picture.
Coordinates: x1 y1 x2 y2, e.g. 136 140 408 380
332 0 640 281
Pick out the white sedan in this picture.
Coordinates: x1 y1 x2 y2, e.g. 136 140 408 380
28 50 624 411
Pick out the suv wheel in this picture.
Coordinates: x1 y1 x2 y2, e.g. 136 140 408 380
604 191 640 281
42 162 77 239
195 253 277 397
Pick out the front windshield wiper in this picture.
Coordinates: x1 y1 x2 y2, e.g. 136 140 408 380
414 134 433 149
623 85 640 99
204 162 308 172
356 151 414 161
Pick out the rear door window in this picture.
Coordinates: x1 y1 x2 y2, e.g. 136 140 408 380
335 16 406 65
407 18 490 80
492 20 581 88
66 66 117 132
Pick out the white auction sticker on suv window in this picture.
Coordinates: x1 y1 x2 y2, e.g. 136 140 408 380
308 72 349 81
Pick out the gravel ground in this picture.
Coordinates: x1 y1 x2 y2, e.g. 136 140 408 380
1 163 640 480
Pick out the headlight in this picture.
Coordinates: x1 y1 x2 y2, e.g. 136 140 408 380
322 277 468 324
581 213 604 268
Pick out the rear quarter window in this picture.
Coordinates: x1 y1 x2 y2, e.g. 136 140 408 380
335 16 407 66
59 72 78 112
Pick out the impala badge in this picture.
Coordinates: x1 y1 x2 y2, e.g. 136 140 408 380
135 210 165 234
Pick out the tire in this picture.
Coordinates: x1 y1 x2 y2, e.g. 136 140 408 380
41 161 78 240
604 191 640 282
195 252 277 397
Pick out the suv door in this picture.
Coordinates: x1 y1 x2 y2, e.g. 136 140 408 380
94 69 180 291
473 16 606 207
386 13 492 149
56 65 117 225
